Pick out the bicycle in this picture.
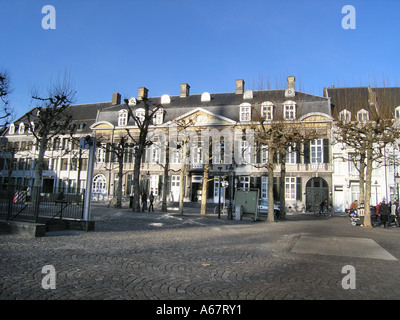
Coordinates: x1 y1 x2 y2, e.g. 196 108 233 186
314 205 333 217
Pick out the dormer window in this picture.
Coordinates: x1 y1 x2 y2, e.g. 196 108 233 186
339 109 351 122
240 103 251 121
9 123 15 134
153 108 164 125
135 108 145 124
283 101 296 120
395 106 400 120
18 123 25 134
357 109 369 122
261 102 274 120
118 109 128 126
29 121 35 133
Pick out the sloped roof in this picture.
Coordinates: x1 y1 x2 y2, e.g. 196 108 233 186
96 90 330 127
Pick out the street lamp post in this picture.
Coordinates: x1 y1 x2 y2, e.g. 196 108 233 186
395 173 400 201
218 166 222 219
227 165 234 220
374 180 379 206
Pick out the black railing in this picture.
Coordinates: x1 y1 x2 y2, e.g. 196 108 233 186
0 186 85 223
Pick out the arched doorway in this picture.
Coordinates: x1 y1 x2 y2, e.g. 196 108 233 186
306 177 329 211
93 174 107 200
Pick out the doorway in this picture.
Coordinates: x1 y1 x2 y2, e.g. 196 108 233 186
306 177 329 212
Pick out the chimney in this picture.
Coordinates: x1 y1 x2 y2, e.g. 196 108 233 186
112 92 121 105
138 87 149 100
287 76 295 90
180 83 190 98
236 79 245 94
285 76 296 97
368 87 377 106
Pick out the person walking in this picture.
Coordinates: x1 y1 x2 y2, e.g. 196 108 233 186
378 199 389 228
319 199 328 214
141 192 148 212
148 191 154 212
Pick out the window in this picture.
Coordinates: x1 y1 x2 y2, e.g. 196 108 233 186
93 174 107 194
97 143 106 163
135 108 145 124
283 101 296 120
118 109 128 126
53 138 60 150
261 176 268 199
238 176 250 191
9 123 15 134
395 106 400 120
261 145 268 164
60 158 68 171
285 177 296 200
286 145 297 164
153 108 164 125
310 139 323 164
171 148 181 164
213 139 225 164
357 109 369 122
240 140 250 164
339 109 351 122
18 123 25 134
261 102 274 120
240 103 251 121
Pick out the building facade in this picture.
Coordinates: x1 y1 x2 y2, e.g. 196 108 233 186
1 76 351 212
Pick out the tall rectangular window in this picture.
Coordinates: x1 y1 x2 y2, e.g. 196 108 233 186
310 139 323 164
285 177 296 200
240 106 251 121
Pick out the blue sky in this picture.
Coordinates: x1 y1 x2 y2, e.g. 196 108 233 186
1 0 399 120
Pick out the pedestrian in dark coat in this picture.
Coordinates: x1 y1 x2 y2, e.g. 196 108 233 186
379 200 389 228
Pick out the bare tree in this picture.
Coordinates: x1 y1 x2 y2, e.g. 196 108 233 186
332 88 400 228
95 133 131 208
27 77 76 192
124 98 161 212
0 69 14 131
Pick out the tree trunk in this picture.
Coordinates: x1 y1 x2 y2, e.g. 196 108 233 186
132 149 142 212
279 150 286 219
161 143 169 212
201 163 210 215
267 149 275 223
178 142 187 215
116 158 123 208
363 148 373 228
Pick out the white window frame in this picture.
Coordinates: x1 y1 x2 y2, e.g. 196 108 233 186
238 176 250 191
9 123 15 134
310 139 323 164
339 109 351 122
239 103 251 121
118 110 128 126
261 176 268 199
286 144 297 164
395 106 400 120
153 108 164 125
357 109 369 122
261 102 273 120
97 143 106 163
135 108 145 124
18 123 25 134
283 101 296 120
285 177 296 200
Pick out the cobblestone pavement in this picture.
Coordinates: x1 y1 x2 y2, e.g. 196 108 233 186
1 203 400 302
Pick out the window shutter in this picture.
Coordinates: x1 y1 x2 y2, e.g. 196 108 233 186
304 141 310 164
323 139 329 164
296 177 302 201
296 143 301 164
105 143 111 162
